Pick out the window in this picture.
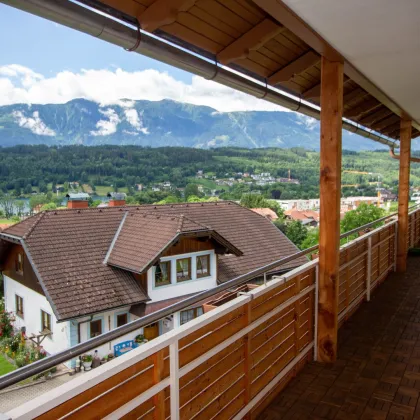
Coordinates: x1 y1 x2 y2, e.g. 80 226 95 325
116 313 128 328
176 258 191 282
41 310 51 332
15 295 23 318
15 253 24 274
180 307 204 325
196 254 211 278
90 319 102 338
155 261 171 287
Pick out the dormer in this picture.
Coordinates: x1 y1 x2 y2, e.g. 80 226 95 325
104 212 242 302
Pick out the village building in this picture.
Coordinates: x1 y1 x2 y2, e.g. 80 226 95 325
0 200 305 363
285 209 320 227
250 208 279 222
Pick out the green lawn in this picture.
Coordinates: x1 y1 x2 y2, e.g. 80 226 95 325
94 186 128 196
0 219 15 225
0 354 15 376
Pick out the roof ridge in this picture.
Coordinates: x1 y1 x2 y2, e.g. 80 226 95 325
177 214 185 233
22 212 47 240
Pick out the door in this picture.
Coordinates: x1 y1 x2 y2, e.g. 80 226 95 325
143 322 159 341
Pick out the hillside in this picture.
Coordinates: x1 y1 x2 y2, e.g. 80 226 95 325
0 98 387 151
1 145 419 202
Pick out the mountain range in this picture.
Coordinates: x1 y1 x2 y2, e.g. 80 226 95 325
0 98 389 151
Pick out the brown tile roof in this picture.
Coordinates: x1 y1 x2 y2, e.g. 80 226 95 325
106 213 241 274
250 208 279 221
285 210 320 222
0 201 306 321
1 210 149 321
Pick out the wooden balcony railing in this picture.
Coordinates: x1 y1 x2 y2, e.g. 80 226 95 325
4 208 420 420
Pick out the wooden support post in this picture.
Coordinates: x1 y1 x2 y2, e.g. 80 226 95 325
317 56 343 363
397 118 412 272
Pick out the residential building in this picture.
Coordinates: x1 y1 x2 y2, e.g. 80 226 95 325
251 208 279 222
0 201 305 362
285 209 320 227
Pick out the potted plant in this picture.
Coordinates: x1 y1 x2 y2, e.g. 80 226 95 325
100 355 108 365
107 353 114 360
135 334 148 345
82 354 93 371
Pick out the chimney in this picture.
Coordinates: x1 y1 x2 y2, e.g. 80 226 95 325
66 193 89 209
107 192 126 207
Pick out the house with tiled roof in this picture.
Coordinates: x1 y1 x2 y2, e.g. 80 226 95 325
0 199 305 360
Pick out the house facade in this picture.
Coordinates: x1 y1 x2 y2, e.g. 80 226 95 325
0 200 306 363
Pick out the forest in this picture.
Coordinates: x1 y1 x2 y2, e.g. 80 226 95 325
0 144 418 202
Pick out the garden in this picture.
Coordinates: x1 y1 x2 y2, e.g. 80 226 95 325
0 308 48 376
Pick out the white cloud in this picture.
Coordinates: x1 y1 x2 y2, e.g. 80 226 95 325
0 65 287 113
12 110 56 136
124 108 149 134
90 108 120 136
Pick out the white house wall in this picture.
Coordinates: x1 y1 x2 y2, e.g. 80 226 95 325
4 275 70 356
77 307 143 360
147 250 217 302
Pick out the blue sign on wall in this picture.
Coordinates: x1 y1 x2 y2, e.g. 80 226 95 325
114 340 138 357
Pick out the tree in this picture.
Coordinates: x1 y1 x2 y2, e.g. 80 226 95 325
184 184 201 200
340 203 385 234
285 221 308 249
40 203 57 211
0 195 16 219
300 228 320 250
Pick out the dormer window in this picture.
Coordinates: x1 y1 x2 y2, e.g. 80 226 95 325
176 258 191 282
196 255 210 278
155 261 171 287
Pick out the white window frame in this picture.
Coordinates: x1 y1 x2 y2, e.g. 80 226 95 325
153 250 215 289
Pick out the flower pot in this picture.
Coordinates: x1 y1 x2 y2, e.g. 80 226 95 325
83 361 92 371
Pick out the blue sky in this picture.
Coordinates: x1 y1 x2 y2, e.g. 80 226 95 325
0 4 191 82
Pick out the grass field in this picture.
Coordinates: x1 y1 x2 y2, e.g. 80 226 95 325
190 178 218 190
0 354 15 375
94 186 129 196
0 219 15 225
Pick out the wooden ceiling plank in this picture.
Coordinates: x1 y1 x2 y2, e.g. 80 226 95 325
268 50 319 85
383 122 401 136
177 12 234 46
302 83 320 99
251 0 420 132
189 5 242 38
257 46 288 67
344 98 382 119
343 87 368 106
235 57 272 77
247 50 284 72
235 0 265 20
371 114 400 131
359 107 393 125
217 0 262 25
217 18 283 65
163 21 223 53
196 0 253 33
138 0 197 32
274 32 306 56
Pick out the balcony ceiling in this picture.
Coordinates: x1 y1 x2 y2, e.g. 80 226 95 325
282 0 420 125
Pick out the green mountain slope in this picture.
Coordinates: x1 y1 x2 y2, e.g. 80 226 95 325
0 98 388 151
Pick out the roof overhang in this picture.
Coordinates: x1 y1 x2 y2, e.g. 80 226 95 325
2 0 417 146
278 0 420 128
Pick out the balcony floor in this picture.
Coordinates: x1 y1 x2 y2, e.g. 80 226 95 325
259 256 420 420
